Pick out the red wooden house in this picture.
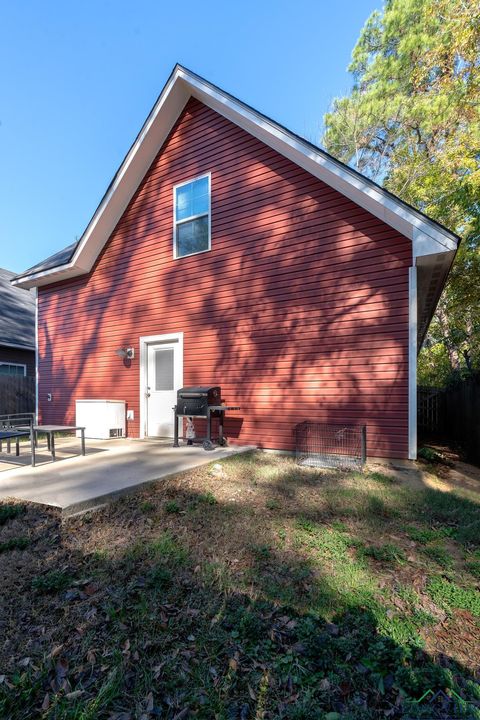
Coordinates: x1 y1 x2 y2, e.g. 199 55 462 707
12 66 459 459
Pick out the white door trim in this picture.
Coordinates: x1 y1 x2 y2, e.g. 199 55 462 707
139 332 183 439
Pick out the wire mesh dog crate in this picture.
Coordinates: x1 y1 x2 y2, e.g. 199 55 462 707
295 422 367 470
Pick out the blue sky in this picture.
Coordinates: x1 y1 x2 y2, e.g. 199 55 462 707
1 0 380 273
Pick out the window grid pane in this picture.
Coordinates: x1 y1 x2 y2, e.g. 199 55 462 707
174 176 210 257
0 364 25 376
176 216 209 258
175 177 209 222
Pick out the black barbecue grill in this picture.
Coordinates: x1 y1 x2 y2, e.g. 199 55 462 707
173 386 240 450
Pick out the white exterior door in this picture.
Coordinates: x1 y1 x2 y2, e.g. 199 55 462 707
146 341 181 437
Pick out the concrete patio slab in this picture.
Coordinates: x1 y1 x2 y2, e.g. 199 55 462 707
0 437 254 515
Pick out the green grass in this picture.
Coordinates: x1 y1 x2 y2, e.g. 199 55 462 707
265 498 281 510
368 470 397 485
418 489 480 547
1 453 480 720
197 491 217 505
0 503 26 526
404 524 448 544
0 536 29 553
147 529 189 564
164 499 181 513
426 576 480 616
422 542 454 569
250 542 272 562
139 500 155 513
360 542 406 564
418 445 445 463
466 555 480 579
31 570 73 594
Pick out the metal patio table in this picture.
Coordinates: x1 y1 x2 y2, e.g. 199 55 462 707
0 429 34 462
30 425 86 462
0 413 36 466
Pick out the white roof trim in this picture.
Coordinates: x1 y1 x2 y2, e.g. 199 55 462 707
13 64 459 289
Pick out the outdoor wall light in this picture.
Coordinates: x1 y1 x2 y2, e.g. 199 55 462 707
115 347 135 360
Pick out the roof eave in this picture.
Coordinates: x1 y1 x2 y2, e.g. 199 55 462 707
12 64 459 292
11 260 87 289
0 339 35 352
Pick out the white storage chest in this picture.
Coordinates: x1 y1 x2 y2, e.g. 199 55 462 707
75 399 126 439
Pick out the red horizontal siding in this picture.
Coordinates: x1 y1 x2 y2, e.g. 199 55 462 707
37 97 411 458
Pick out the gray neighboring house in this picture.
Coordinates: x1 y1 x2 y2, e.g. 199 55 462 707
0 268 35 377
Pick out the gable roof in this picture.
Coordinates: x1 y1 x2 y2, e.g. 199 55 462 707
0 268 35 351
12 65 459 341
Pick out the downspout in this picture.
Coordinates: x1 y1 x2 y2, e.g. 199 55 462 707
408 265 417 460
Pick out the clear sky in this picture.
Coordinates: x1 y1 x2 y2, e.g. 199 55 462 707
0 0 380 273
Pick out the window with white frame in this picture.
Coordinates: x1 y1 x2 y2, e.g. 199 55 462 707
173 174 210 258
0 362 26 376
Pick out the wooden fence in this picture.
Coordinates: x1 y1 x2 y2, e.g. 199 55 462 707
418 387 446 435
418 376 480 464
0 376 35 415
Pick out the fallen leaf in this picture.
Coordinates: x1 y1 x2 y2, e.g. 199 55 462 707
56 657 69 680
152 663 164 680
66 690 84 700
145 691 154 712
83 583 98 596
172 709 189 720
41 693 50 711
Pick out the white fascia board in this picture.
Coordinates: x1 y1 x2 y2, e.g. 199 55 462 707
11 261 85 289
412 227 456 258
73 80 190 273
14 66 458 289
182 69 458 253
13 73 190 289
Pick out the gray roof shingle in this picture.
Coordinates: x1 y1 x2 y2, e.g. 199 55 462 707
18 242 77 277
0 268 35 350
